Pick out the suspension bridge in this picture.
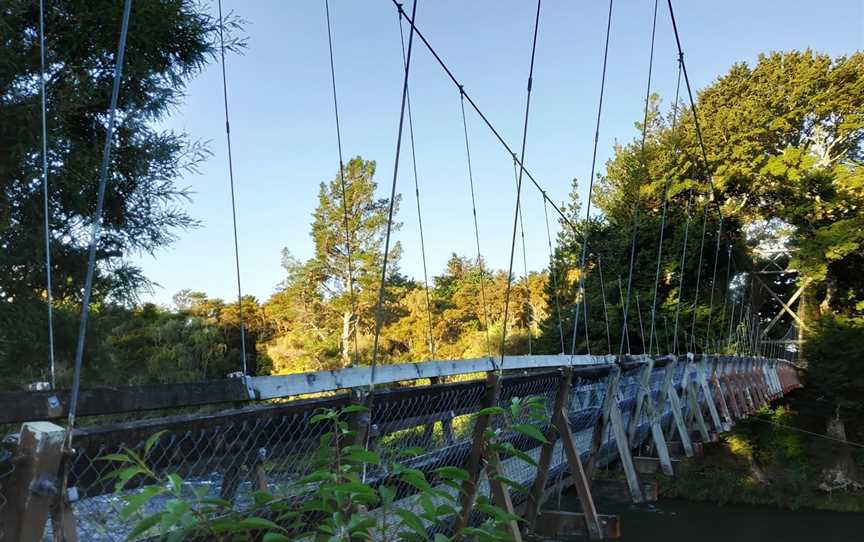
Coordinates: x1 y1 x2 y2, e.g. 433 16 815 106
1 0 809 540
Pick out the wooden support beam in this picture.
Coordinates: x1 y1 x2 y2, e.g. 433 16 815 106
663 361 694 457
1 422 66 542
586 368 621 478
556 405 603 539
526 369 571 528
697 358 724 433
455 372 500 536
608 401 644 503
534 511 620 539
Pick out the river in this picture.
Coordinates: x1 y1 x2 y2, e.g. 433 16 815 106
588 498 863 541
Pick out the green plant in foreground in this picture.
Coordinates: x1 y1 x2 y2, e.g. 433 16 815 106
102 396 548 541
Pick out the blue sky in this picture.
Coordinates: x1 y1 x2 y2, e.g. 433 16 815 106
134 0 863 307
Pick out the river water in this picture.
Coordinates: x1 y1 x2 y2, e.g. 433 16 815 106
593 499 863 541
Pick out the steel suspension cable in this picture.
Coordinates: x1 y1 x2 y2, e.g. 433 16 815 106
217 0 248 374
459 91 492 357
542 195 566 353
499 0 542 371
325 0 360 365
370 0 417 385
391 1 574 236
68 0 133 431
671 150 694 354
38 0 56 388
569 0 614 359
618 0 659 356
647 60 682 356
398 13 435 359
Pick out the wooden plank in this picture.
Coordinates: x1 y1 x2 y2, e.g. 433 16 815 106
534 511 620 539
1 422 66 542
0 379 251 424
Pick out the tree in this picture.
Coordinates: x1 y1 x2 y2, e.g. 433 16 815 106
265 157 402 371
0 0 243 386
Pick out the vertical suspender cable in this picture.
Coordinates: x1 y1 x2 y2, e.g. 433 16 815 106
370 0 417 386
716 243 732 351
617 276 631 354
217 0 248 374
38 0 56 388
68 0 133 431
597 255 613 354
688 197 709 350
500 0 542 371
569 0 614 359
618 0 659 355
398 14 435 359
647 60 682 356
459 91 492 357
325 0 360 365
542 195 566 353
704 215 724 349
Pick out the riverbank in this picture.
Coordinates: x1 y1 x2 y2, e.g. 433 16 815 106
658 405 864 513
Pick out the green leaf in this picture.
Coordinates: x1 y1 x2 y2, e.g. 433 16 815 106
477 406 505 417
98 453 132 463
113 466 144 492
121 486 163 519
434 534 450 542
379 485 396 506
434 466 470 482
144 430 166 456
341 404 369 414
262 533 292 542
235 517 285 532
512 423 549 444
125 512 163 541
344 446 380 465
395 508 427 538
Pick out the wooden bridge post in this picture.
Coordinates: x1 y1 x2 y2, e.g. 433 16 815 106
662 359 694 457
1 422 65 542
455 372 500 536
586 366 620 478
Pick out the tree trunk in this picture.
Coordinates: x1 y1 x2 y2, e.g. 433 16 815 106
820 408 860 492
341 310 353 367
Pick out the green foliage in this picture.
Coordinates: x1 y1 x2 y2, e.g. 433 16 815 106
0 0 246 384
102 398 549 541
804 315 864 419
